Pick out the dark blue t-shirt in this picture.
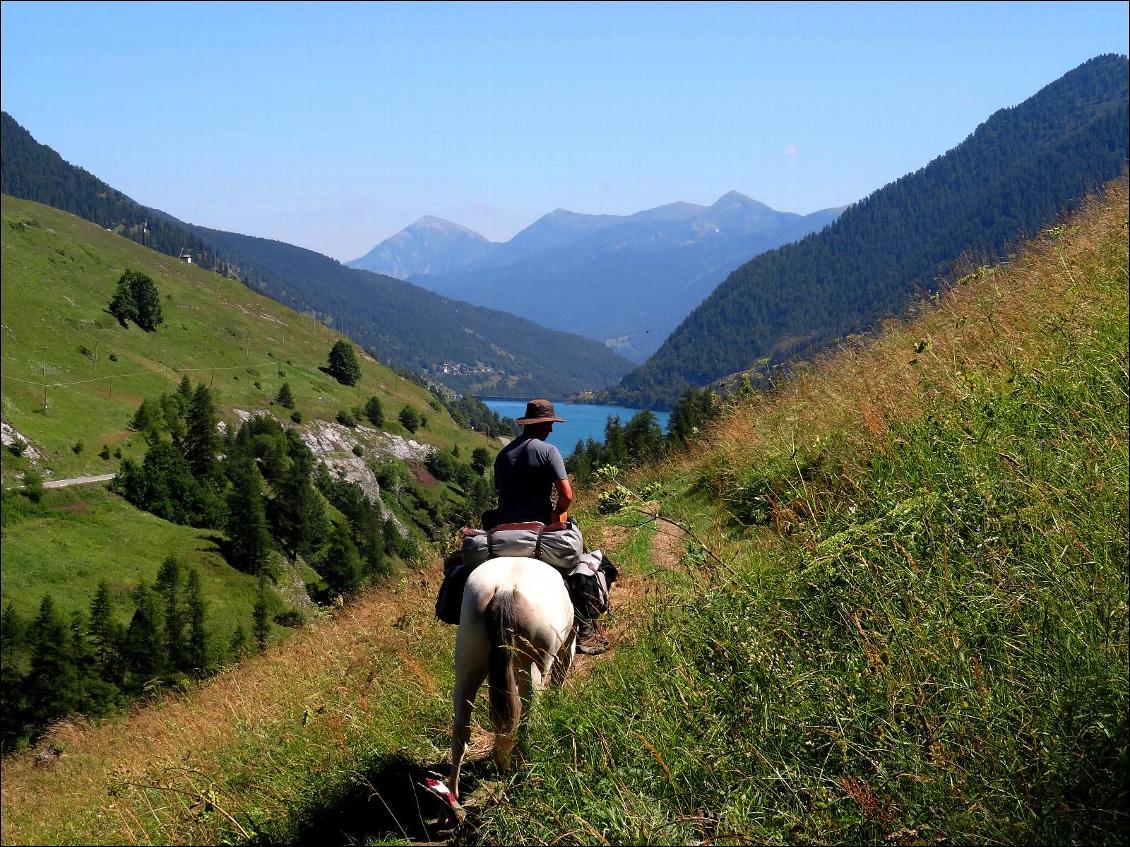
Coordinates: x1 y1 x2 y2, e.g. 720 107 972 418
494 436 567 523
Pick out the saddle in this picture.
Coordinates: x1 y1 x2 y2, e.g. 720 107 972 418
435 520 617 625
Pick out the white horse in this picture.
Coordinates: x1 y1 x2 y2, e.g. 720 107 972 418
449 556 576 800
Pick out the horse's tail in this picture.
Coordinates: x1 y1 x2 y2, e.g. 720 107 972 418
485 590 521 739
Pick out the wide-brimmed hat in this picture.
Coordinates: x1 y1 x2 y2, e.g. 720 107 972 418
516 398 567 426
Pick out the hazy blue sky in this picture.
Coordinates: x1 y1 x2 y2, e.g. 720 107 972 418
2 2 1127 261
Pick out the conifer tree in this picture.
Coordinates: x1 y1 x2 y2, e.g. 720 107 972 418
0 603 27 750
185 568 208 674
603 416 627 465
155 556 186 673
25 595 79 722
183 384 219 479
176 375 194 413
88 581 124 684
122 582 165 690
226 457 272 575
275 382 295 409
228 625 247 659
69 610 117 716
317 521 363 597
127 270 164 332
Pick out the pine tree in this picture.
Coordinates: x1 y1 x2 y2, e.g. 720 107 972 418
155 556 186 673
604 416 627 465
327 340 361 386
275 381 295 409
0 603 28 751
228 625 247 659
88 581 124 684
317 521 363 597
25 595 80 723
183 384 219 478
176 375 194 414
69 610 117 717
226 457 272 575
185 568 208 674
122 582 165 691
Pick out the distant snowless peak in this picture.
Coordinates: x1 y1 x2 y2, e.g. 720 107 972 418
412 215 474 231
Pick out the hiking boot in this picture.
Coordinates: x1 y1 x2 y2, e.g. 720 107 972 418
576 625 609 655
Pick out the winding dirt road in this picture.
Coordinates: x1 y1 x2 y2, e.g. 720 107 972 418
42 473 115 489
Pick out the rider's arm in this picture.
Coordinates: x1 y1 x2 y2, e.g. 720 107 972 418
550 477 573 524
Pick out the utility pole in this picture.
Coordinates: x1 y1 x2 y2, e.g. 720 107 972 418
40 346 48 411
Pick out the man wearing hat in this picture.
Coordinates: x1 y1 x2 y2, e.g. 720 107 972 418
493 398 573 525
491 399 609 654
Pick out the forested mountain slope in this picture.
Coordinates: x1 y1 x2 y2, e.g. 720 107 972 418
0 112 634 397
614 53 1130 408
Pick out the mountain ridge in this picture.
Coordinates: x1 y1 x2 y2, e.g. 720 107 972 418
352 192 843 361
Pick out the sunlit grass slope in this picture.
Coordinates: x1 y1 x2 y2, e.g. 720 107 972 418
0 181 1124 846
1 192 498 633
470 179 1129 845
0 194 495 484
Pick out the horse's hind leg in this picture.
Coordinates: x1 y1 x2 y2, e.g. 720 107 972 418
495 657 537 771
451 639 487 800
550 629 576 687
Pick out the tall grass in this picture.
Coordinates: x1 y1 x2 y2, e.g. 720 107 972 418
468 181 1128 845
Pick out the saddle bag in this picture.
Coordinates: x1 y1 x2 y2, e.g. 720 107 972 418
460 520 584 571
435 550 469 625
435 520 587 625
567 549 619 624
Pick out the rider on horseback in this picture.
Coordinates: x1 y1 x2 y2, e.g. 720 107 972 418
493 399 608 655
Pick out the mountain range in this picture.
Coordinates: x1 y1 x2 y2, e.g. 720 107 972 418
611 53 1130 408
349 193 843 361
0 112 633 399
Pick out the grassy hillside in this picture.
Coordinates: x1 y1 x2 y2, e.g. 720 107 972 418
0 180 1124 845
1 192 499 688
1 194 496 483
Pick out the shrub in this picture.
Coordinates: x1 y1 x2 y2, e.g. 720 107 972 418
72 441 84 455
398 405 422 433
272 609 306 628
99 444 111 460
352 445 364 457
290 409 303 424
327 340 361 386
336 410 357 428
363 395 384 428
8 438 27 458
20 471 44 503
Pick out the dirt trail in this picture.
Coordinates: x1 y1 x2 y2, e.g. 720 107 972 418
42 473 114 489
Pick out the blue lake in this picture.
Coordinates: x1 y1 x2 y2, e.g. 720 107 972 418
481 400 670 457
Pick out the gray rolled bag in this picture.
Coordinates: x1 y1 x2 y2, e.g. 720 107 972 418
436 521 617 625
461 519 585 571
